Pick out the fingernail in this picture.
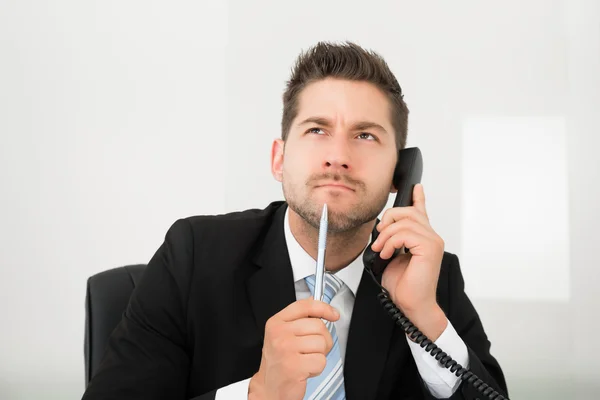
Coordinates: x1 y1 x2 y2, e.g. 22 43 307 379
332 307 340 318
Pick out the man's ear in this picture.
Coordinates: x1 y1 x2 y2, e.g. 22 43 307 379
271 139 285 182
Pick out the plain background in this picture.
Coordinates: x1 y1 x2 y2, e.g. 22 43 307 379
1 1 599 399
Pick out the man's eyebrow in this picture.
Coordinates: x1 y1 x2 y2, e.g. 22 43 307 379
297 117 388 134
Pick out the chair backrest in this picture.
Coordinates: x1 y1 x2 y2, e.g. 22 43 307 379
84 264 147 386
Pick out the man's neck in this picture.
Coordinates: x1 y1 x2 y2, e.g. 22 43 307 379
288 208 374 273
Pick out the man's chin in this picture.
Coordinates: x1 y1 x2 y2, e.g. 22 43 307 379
287 192 384 231
289 202 354 230
311 194 356 211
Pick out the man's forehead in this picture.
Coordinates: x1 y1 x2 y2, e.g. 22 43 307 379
294 79 393 130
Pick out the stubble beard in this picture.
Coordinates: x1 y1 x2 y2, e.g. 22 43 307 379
283 180 389 234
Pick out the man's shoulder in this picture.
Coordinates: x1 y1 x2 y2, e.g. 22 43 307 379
437 250 470 310
186 200 284 227
441 251 458 268
165 200 286 241
439 251 460 283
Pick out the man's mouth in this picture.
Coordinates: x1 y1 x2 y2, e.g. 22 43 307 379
316 182 354 191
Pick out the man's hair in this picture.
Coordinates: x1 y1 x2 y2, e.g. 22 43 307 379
281 41 409 150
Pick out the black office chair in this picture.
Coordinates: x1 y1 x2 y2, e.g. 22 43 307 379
84 264 147 386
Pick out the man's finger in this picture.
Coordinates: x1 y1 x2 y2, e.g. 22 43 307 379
379 229 429 259
296 334 333 355
289 318 331 338
300 353 328 378
377 206 430 232
412 184 427 216
279 298 340 323
372 219 432 252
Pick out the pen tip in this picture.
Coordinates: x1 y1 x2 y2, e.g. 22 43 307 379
322 203 328 220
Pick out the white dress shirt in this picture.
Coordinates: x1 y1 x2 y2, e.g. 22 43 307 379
217 208 469 399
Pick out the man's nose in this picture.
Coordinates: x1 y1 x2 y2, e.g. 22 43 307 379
323 140 351 171
324 159 349 170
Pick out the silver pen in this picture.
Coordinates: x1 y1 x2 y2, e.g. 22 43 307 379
314 203 328 302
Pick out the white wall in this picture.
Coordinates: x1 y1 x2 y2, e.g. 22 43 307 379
1 1 598 399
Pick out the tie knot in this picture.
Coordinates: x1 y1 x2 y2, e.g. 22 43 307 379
305 273 344 304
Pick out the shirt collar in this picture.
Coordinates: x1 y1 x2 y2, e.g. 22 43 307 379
283 206 369 296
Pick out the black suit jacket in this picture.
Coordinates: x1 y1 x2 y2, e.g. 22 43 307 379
82 201 508 400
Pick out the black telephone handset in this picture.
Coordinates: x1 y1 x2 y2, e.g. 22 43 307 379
363 147 507 400
363 147 423 277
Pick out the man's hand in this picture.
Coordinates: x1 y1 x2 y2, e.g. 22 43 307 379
370 183 447 341
248 298 340 400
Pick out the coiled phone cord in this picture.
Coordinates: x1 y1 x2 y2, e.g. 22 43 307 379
366 268 508 400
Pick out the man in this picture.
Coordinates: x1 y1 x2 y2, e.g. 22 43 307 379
82 41 508 400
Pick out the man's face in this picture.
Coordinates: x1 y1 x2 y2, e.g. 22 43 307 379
272 78 399 233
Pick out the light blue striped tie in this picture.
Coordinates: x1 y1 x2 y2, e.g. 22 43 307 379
303 273 346 400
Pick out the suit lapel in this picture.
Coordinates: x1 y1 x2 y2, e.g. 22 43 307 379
247 203 296 339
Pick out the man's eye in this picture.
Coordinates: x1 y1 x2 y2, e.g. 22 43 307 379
308 127 325 135
357 133 376 140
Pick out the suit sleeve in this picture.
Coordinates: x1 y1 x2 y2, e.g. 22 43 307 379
82 219 199 400
419 253 509 400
